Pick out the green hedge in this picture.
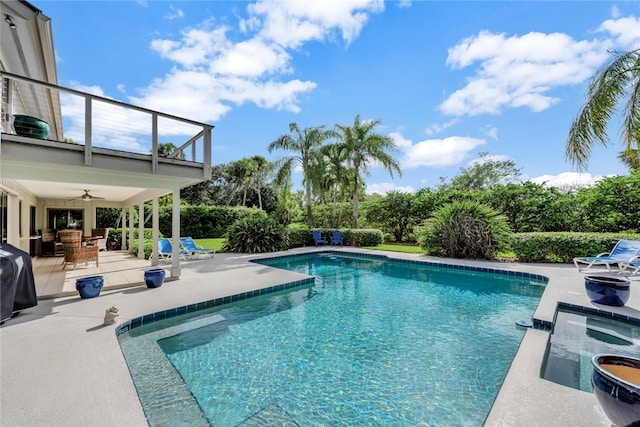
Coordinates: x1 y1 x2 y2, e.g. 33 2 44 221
158 205 266 238
511 232 640 263
106 228 161 250
285 228 383 248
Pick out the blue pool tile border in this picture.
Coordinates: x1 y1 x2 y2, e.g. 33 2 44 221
253 250 549 283
532 301 640 332
115 277 315 336
556 301 640 326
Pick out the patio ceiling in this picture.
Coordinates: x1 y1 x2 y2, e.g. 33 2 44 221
16 179 149 203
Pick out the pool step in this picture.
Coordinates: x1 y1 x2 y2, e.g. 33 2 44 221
237 404 300 427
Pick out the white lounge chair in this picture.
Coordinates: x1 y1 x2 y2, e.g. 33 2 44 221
573 240 640 273
619 256 640 276
180 237 215 259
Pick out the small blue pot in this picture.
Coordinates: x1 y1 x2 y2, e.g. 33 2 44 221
585 276 630 306
144 268 166 288
76 276 104 299
591 354 640 427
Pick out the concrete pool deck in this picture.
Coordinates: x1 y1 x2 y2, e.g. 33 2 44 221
1 247 638 426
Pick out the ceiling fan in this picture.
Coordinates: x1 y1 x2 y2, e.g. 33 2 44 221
69 190 105 201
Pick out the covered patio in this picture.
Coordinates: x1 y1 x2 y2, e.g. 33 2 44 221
32 250 160 299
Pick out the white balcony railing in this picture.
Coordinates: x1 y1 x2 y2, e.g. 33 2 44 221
1 71 213 179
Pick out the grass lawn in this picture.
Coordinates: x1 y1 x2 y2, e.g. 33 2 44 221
194 238 226 253
363 242 424 254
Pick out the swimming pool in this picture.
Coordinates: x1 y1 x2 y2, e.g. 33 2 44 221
117 252 546 426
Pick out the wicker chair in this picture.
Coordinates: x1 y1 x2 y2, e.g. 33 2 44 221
40 229 56 256
59 230 99 270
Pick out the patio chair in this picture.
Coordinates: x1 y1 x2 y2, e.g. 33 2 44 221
156 238 188 261
619 256 640 276
330 230 343 246
180 237 215 259
91 228 109 252
573 240 640 273
312 230 327 247
59 230 99 270
39 229 56 256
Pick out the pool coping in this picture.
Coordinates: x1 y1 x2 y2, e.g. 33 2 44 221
2 247 639 427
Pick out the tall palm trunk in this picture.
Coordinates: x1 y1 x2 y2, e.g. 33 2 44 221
305 178 313 228
352 165 359 229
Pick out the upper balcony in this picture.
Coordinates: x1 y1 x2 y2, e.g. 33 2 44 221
1 71 214 203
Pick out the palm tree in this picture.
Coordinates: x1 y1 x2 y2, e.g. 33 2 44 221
336 115 402 228
618 149 640 170
321 142 350 227
249 155 270 209
268 122 336 228
566 49 640 170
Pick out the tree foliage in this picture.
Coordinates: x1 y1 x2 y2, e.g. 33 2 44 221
566 49 640 170
445 152 522 190
364 191 415 241
268 122 336 228
335 115 401 228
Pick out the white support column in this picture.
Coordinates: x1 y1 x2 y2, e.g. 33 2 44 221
171 188 181 277
128 208 134 254
7 193 19 245
151 197 159 266
121 208 127 251
137 202 144 259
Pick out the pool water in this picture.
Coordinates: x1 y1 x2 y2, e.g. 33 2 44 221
118 253 545 426
541 307 640 392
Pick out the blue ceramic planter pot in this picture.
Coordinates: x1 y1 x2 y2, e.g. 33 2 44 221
76 276 104 299
591 354 640 427
144 268 166 288
585 276 630 307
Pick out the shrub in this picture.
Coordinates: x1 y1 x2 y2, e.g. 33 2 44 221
292 228 382 247
419 200 512 259
132 239 155 259
511 232 640 262
344 229 383 247
158 205 266 238
223 216 289 253
107 228 160 250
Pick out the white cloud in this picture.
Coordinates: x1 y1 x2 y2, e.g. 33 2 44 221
165 5 184 20
597 15 640 49
483 126 498 140
391 132 486 168
440 30 608 116
138 1 383 122
366 182 415 195
425 118 458 135
248 0 384 47
529 172 604 188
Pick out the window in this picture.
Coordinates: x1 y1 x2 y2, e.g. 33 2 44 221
48 208 84 230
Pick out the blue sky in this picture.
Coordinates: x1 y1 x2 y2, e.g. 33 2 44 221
42 1 640 193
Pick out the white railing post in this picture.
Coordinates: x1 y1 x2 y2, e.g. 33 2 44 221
151 113 158 173
84 97 92 165
203 126 212 179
